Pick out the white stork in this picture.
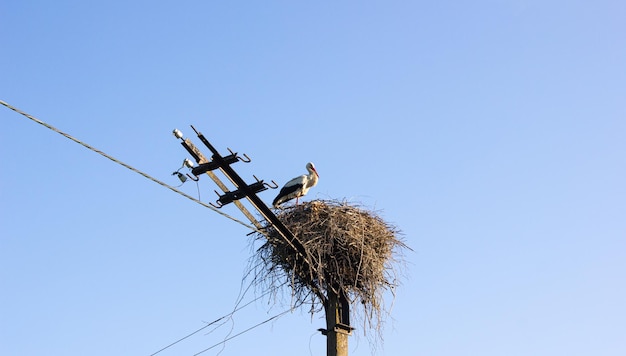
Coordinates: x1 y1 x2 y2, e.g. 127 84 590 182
272 162 319 208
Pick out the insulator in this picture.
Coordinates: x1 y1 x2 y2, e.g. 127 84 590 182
176 172 187 183
172 129 184 139
183 158 194 168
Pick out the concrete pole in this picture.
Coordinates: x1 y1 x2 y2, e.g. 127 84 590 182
325 290 349 356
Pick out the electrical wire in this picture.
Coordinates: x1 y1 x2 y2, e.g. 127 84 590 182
149 318 222 356
1 100 302 354
193 310 291 356
149 290 273 355
214 267 262 356
0 100 321 276
0 99 262 233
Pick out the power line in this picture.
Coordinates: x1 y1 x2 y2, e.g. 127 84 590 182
0 100 300 356
149 317 223 356
1 100 297 354
0 99 262 233
149 291 273 355
193 310 291 356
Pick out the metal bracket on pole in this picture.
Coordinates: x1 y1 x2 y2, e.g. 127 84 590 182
191 154 239 176
335 293 353 335
212 180 267 207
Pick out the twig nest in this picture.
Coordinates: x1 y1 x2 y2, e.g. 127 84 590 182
250 199 408 334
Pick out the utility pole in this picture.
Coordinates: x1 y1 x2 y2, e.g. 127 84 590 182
174 126 351 356
324 290 352 356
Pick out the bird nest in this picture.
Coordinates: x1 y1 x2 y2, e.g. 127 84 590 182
248 199 408 335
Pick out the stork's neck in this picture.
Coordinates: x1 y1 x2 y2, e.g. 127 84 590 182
307 167 319 187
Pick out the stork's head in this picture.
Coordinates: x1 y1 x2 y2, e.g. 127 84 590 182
306 162 319 177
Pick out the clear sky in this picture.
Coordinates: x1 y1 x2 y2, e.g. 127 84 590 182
1 1 625 355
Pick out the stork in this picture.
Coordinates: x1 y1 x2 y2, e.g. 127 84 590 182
272 162 319 208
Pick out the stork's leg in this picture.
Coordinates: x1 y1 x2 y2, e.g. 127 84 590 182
296 197 299 205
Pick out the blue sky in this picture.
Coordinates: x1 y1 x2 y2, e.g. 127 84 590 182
2 1 625 355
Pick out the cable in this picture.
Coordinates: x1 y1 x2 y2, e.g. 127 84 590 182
214 268 261 356
1 100 322 280
0 99 262 234
193 310 291 356
149 291 274 356
2 100 302 353
309 330 319 356
0 100 309 354
149 319 220 356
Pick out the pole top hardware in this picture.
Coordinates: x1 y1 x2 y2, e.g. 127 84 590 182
191 153 239 176
334 323 354 335
210 180 268 208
